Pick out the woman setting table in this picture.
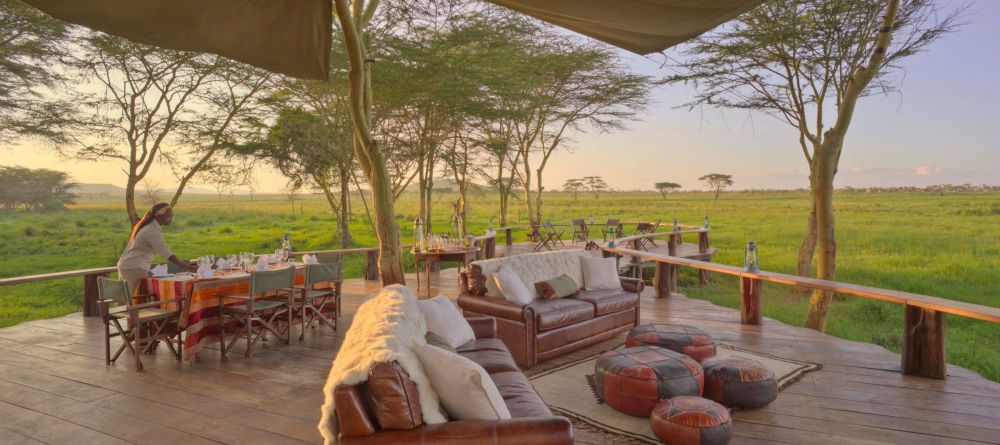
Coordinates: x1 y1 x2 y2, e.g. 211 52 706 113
117 202 196 294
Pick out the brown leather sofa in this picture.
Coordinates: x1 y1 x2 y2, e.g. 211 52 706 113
458 252 643 367
330 316 573 445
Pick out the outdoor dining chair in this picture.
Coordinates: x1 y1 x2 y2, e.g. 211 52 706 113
534 220 565 251
603 219 622 242
217 267 294 358
571 218 589 243
291 260 343 340
97 277 183 372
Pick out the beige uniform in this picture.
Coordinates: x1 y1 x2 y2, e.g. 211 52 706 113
117 220 173 293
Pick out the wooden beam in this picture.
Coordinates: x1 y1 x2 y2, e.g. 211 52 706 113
902 305 946 379
741 276 763 325
654 262 671 298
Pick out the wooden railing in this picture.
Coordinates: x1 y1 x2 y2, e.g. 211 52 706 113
601 243 1000 380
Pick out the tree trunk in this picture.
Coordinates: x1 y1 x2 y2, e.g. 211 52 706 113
335 0 404 285
795 202 818 292
339 170 353 248
714 188 721 200
804 145 839 331
521 161 535 226
534 168 544 226
125 179 139 224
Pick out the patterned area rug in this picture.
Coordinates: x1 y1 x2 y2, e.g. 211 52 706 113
529 345 820 444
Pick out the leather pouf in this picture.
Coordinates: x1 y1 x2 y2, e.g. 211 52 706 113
595 346 704 417
650 396 732 445
626 324 717 363
701 356 777 408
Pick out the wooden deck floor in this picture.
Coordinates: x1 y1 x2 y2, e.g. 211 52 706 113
1 263 998 444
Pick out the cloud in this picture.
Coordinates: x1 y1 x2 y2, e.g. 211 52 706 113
914 165 942 176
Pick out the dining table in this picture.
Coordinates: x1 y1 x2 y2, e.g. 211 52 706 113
140 265 308 359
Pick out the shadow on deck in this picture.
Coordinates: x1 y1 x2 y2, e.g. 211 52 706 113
0 266 998 444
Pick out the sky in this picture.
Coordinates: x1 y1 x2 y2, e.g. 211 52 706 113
5 1 999 193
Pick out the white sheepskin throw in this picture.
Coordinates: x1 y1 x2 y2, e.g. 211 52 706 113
317 284 446 444
472 250 597 298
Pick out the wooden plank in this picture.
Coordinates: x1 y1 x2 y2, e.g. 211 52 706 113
0 267 118 286
903 305 947 379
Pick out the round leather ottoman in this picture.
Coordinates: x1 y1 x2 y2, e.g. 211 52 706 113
595 345 704 417
701 356 777 408
626 324 716 363
650 396 732 445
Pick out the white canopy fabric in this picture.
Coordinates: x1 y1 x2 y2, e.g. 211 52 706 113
20 0 761 79
19 0 332 80
486 0 764 55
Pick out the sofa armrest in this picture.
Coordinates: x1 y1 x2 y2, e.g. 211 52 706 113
458 293 527 322
619 277 645 294
341 417 573 445
465 316 496 339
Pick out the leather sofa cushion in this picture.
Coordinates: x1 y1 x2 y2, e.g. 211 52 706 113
458 348 520 374
489 371 553 418
362 362 423 430
573 290 639 316
531 298 594 331
456 338 509 353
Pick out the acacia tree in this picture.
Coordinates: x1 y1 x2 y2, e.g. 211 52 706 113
699 173 733 200
666 0 962 330
65 34 219 223
583 175 608 199
563 178 586 200
0 0 70 143
655 181 681 199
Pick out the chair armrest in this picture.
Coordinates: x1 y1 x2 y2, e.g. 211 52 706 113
465 316 496 339
126 298 183 312
457 293 527 322
133 292 157 302
341 417 573 445
619 277 645 294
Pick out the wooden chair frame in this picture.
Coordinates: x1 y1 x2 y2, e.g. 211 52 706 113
97 277 183 372
533 220 565 251
292 261 343 340
571 219 589 243
603 219 621 242
217 267 294 358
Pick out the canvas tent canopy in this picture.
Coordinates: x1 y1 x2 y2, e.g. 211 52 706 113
19 0 763 80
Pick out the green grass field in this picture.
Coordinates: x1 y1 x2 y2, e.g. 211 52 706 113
1 190 998 381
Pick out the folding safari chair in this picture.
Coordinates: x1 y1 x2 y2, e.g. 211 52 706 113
218 267 294 358
571 219 589 243
533 220 565 251
603 219 621 242
98 277 183 372
291 261 343 340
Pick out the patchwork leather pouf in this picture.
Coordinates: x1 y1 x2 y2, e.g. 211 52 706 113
701 355 777 408
595 346 704 417
650 396 732 445
625 324 717 363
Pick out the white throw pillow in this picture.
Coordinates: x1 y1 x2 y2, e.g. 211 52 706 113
580 256 623 290
492 264 535 305
414 343 512 421
417 295 476 348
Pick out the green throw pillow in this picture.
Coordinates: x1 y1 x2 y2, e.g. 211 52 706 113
426 331 456 353
535 274 579 300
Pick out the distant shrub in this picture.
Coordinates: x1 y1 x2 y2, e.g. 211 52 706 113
217 225 233 234
75 220 86 228
21 225 36 236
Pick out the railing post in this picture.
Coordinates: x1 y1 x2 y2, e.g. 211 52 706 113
629 238 642 278
654 261 673 298
902 304 946 379
504 228 513 246
83 271 110 317
740 276 762 325
364 250 380 281
698 230 710 284
667 234 679 290
485 236 496 259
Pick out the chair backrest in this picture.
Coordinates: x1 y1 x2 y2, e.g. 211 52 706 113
634 222 651 233
305 261 343 286
605 218 620 227
571 218 584 228
543 220 556 231
250 267 296 296
648 221 661 233
315 252 343 264
98 277 132 306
